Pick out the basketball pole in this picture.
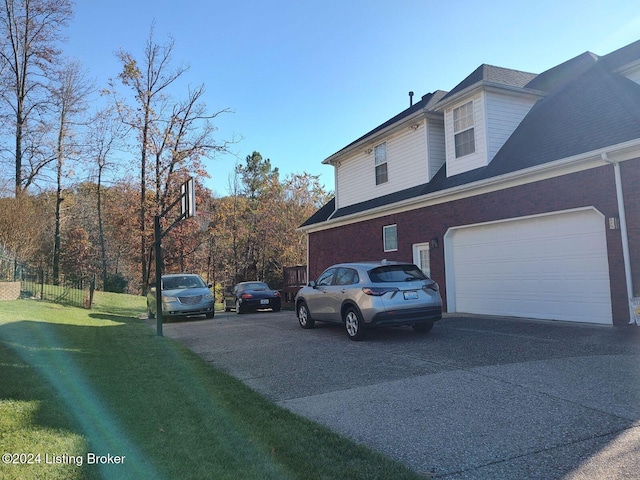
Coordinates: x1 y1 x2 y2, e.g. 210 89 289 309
152 178 196 337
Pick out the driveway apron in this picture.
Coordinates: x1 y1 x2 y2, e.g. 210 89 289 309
158 312 640 479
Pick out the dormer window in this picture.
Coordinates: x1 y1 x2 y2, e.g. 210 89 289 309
453 101 475 158
374 142 388 185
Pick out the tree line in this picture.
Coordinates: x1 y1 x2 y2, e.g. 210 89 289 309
0 1 330 296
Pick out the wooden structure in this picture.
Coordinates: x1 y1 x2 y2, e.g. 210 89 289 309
282 266 307 303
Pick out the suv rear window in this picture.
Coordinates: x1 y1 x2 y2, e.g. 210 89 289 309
368 265 427 283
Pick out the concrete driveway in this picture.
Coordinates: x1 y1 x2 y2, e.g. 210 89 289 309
158 311 640 479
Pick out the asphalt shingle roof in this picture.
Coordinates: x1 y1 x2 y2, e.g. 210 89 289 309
301 41 640 228
439 64 537 102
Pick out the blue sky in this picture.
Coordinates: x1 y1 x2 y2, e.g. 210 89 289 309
65 0 640 196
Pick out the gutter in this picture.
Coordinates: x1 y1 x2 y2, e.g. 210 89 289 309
301 139 640 233
602 153 637 325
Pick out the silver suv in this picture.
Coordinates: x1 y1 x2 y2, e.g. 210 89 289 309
295 261 442 341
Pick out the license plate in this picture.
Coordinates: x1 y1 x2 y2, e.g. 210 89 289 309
260 299 269 305
404 291 418 300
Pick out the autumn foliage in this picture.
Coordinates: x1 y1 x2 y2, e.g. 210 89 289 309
0 4 331 296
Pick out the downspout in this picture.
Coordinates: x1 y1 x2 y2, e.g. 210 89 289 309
602 153 637 325
306 232 310 289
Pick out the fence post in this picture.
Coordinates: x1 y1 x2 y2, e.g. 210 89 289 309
89 274 95 309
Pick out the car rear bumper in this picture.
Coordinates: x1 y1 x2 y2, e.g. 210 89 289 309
242 298 282 310
368 306 442 327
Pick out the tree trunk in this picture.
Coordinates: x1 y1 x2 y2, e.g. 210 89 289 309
97 164 108 290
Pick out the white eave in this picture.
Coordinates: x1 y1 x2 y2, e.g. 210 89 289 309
432 81 546 112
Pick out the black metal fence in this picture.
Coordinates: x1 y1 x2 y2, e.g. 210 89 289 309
0 252 94 309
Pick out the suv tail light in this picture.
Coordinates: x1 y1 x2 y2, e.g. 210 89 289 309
423 282 439 292
362 287 398 296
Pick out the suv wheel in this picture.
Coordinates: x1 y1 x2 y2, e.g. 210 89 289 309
344 307 366 341
297 302 315 329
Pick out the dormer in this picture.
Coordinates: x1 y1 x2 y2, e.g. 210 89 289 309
434 65 542 177
618 60 640 84
602 38 640 85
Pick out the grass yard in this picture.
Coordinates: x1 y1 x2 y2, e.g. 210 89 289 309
0 293 426 480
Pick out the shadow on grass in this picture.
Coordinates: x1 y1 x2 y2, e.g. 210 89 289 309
0 320 159 480
0 317 425 480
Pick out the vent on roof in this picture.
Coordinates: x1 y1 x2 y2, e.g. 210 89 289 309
409 91 414 107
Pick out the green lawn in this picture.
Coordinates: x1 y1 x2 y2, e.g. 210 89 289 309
0 293 428 480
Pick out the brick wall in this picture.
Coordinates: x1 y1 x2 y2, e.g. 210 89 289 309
0 282 20 301
308 160 639 325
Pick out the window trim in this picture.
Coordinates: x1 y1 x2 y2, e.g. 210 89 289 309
453 101 475 158
383 224 398 252
374 142 388 185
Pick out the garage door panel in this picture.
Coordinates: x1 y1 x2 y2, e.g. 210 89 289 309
446 210 612 324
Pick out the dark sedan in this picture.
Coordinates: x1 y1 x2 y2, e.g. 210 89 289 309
231 281 281 314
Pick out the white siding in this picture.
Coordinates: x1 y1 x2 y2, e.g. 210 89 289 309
485 91 536 161
623 65 640 85
427 122 445 180
445 94 488 177
335 122 429 209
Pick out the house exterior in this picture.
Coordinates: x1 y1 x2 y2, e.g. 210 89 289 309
299 40 640 327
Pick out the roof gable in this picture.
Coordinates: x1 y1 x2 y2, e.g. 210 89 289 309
323 90 447 164
305 60 640 226
302 39 640 228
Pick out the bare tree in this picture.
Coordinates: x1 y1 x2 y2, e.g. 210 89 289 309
112 23 231 293
0 0 73 196
49 59 93 283
86 106 126 290
111 24 188 293
154 83 231 211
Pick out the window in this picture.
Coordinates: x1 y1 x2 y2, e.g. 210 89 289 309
374 142 388 185
453 101 475 157
369 264 427 283
334 268 359 286
316 268 336 286
383 224 398 252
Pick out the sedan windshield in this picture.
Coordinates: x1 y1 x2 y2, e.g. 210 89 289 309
368 265 427 283
163 275 206 290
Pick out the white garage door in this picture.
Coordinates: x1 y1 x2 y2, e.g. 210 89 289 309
445 208 612 324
